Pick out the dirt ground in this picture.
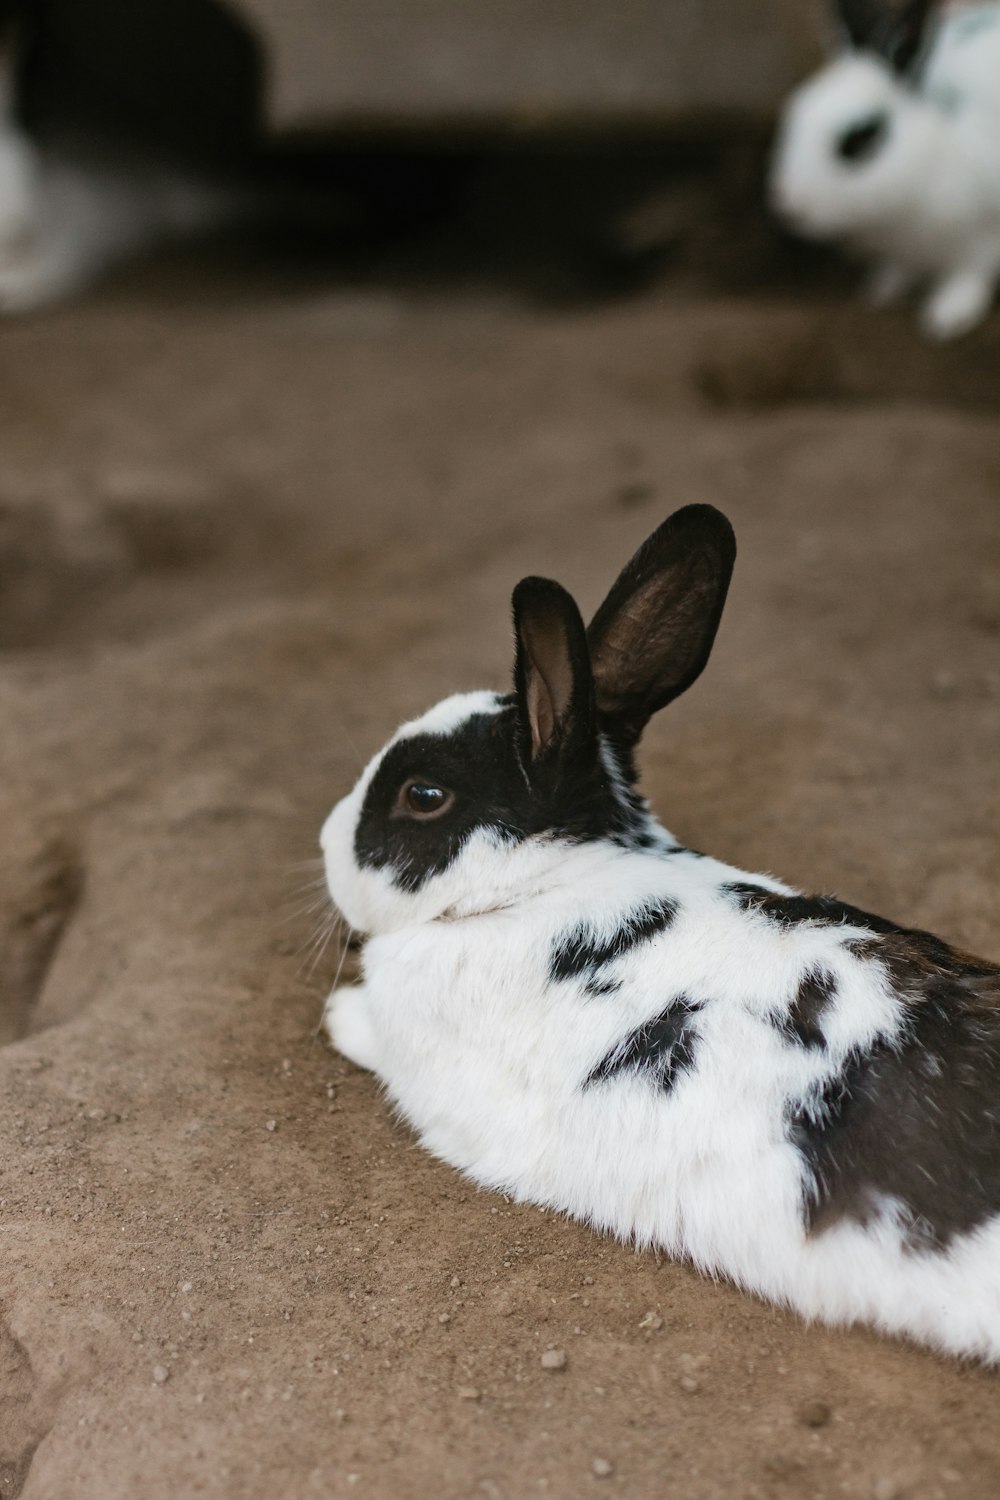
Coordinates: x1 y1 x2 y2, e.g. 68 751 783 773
1 232 999 1500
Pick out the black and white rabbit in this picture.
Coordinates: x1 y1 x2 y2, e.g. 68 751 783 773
0 16 234 313
770 0 1000 339
322 505 1000 1362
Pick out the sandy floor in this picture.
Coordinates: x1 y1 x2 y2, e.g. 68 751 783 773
1 251 999 1500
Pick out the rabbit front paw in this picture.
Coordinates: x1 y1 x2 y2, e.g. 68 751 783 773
921 269 994 340
324 985 380 1072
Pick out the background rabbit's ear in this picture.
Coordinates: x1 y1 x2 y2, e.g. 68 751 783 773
836 0 883 51
835 0 936 73
587 505 735 750
512 577 596 776
880 0 936 75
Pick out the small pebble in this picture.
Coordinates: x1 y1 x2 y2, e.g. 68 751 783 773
265 1120 277 1133
592 1457 614 1479
798 1399 831 1429
152 1365 170 1385
450 1276 461 1288
873 1482 900 1500
438 1312 451 1325
929 670 958 699
638 1310 663 1331
457 1386 481 1401
540 1349 568 1372
679 1374 701 1394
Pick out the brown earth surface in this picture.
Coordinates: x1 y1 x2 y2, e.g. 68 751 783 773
1 248 999 1500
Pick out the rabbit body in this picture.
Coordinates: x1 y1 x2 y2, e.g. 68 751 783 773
771 2 1000 338
0 40 232 312
321 509 1000 1362
0 128 230 312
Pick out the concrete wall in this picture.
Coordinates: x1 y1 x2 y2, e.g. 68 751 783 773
236 0 825 134
25 1 826 150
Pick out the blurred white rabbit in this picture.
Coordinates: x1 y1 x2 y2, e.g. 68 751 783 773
770 0 1000 339
0 30 235 313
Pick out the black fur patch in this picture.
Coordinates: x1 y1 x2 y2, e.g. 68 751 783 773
776 968 837 1051
550 897 679 996
355 703 653 893
727 881 1000 1244
725 885 967 960
788 944 1000 1248
586 996 703 1092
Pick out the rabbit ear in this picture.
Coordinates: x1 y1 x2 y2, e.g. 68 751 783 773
836 0 884 51
880 0 936 74
587 505 736 750
836 0 936 73
512 577 597 780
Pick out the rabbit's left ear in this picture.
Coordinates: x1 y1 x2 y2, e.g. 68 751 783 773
836 0 937 74
880 0 937 74
836 0 883 52
512 577 597 783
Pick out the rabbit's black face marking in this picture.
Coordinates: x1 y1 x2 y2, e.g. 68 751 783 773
354 700 651 894
836 111 890 164
354 708 525 893
776 968 837 1050
586 996 703 1094
792 966 1000 1248
550 897 680 997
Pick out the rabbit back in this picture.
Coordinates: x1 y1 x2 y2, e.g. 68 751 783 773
348 843 1000 1358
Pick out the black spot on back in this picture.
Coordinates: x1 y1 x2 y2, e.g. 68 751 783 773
586 996 703 1093
725 880 1000 1245
776 968 836 1050
550 897 679 996
723 885 992 976
788 945 1000 1248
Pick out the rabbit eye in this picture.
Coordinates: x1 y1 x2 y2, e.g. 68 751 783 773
400 780 454 819
836 113 889 164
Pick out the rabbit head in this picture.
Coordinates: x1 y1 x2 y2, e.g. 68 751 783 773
770 0 942 240
321 506 736 936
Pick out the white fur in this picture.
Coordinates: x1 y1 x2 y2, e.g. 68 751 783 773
0 52 232 313
322 694 1000 1364
770 5 1000 338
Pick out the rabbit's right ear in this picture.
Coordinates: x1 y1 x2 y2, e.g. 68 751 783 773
587 505 736 751
836 0 936 74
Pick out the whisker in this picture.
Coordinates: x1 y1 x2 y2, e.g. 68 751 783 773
280 893 333 924
306 915 339 981
312 923 356 1042
297 910 336 973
